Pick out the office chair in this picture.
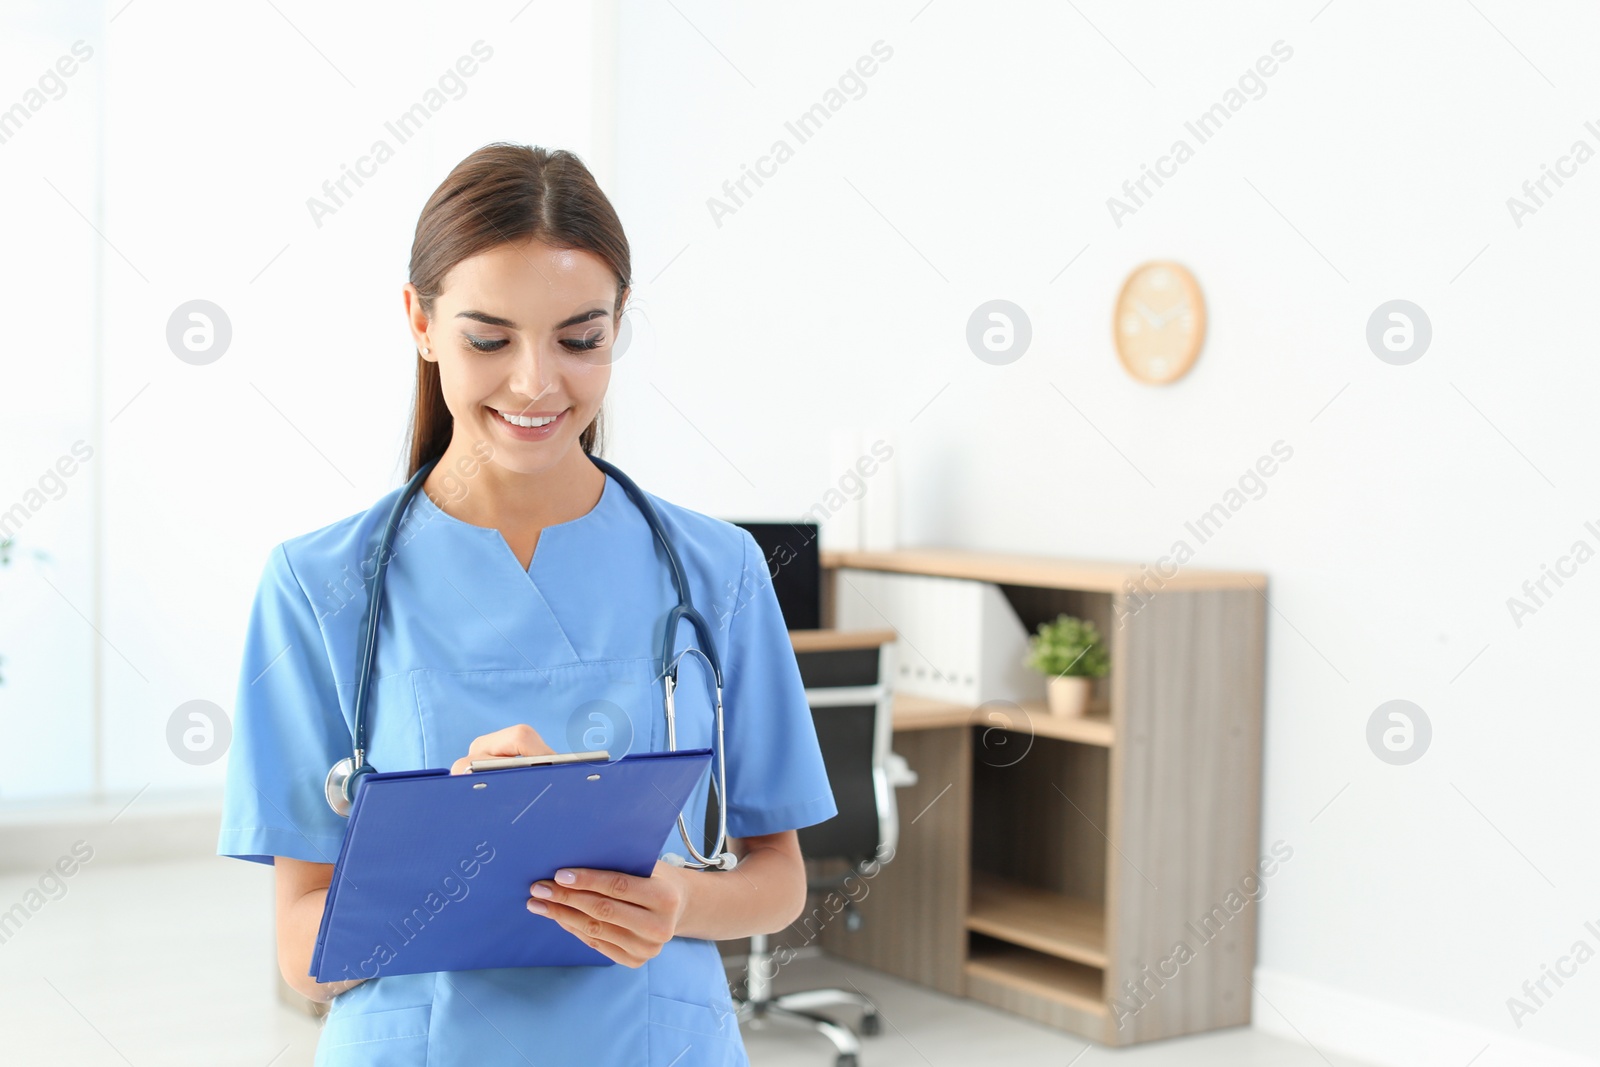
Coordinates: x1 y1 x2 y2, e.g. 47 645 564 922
733 637 911 1067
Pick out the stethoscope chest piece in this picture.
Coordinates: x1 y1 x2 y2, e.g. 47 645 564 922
325 757 357 818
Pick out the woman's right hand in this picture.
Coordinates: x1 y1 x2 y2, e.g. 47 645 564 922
448 724 556 775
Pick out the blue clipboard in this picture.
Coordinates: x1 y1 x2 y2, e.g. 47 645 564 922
309 748 712 983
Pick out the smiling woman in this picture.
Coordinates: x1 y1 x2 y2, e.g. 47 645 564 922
216 143 837 1067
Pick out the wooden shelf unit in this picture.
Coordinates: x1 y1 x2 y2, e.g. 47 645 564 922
813 547 1267 1047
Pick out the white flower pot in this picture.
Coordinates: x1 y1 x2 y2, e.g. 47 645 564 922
1047 675 1093 717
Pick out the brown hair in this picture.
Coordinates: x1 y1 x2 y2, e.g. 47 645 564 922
405 143 631 477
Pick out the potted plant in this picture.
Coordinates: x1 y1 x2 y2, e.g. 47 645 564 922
1023 614 1109 717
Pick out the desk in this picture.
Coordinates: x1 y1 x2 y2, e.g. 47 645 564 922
780 548 1267 1047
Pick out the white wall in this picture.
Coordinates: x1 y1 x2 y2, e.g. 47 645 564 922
2 0 611 800
605 1 1600 1064
0 3 102 800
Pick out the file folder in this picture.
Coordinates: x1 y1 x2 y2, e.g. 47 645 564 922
309 748 713 983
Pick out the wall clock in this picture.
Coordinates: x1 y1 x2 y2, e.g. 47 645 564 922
1113 261 1206 385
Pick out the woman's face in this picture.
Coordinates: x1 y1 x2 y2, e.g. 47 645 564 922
412 236 623 476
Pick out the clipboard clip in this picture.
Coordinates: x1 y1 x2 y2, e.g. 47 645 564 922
466 750 611 773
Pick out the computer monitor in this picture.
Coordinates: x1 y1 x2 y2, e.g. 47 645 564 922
731 521 821 631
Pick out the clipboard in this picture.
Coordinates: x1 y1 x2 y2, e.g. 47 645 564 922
308 748 713 983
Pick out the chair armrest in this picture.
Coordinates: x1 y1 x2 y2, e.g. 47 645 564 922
885 751 918 789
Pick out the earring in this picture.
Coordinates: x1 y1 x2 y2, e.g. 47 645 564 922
420 345 430 355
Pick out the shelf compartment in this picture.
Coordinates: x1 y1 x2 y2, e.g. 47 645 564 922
964 936 1107 1029
966 871 1107 968
971 736 1110 912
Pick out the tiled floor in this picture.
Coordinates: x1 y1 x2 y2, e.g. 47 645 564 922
0 857 1376 1066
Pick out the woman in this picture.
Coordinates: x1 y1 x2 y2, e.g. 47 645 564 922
216 143 838 1066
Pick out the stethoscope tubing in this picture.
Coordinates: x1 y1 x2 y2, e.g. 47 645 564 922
326 454 734 871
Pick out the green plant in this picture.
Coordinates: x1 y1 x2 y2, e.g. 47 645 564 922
1024 614 1110 679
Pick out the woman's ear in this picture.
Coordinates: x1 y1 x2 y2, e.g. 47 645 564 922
403 282 437 362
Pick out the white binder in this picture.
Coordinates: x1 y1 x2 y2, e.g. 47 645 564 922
833 568 1044 707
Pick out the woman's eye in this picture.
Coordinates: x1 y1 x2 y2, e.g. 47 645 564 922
464 336 603 353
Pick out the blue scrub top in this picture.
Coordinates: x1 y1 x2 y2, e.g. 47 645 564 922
216 461 838 1066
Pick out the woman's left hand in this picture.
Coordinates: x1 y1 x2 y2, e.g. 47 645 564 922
527 861 690 967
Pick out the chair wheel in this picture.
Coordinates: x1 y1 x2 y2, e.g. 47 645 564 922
835 1055 858 1067
860 1011 881 1036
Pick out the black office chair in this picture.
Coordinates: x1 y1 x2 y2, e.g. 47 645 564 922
731 637 910 1067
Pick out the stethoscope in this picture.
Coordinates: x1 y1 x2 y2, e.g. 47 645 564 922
323 454 739 872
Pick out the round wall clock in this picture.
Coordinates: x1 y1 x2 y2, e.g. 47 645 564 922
1113 261 1206 385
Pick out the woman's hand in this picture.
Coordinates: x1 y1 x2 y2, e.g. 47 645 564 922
447 724 555 775
527 861 690 967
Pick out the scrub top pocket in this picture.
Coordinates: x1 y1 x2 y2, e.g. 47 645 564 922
646 993 745 1066
644 939 747 1066
315 1002 431 1066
